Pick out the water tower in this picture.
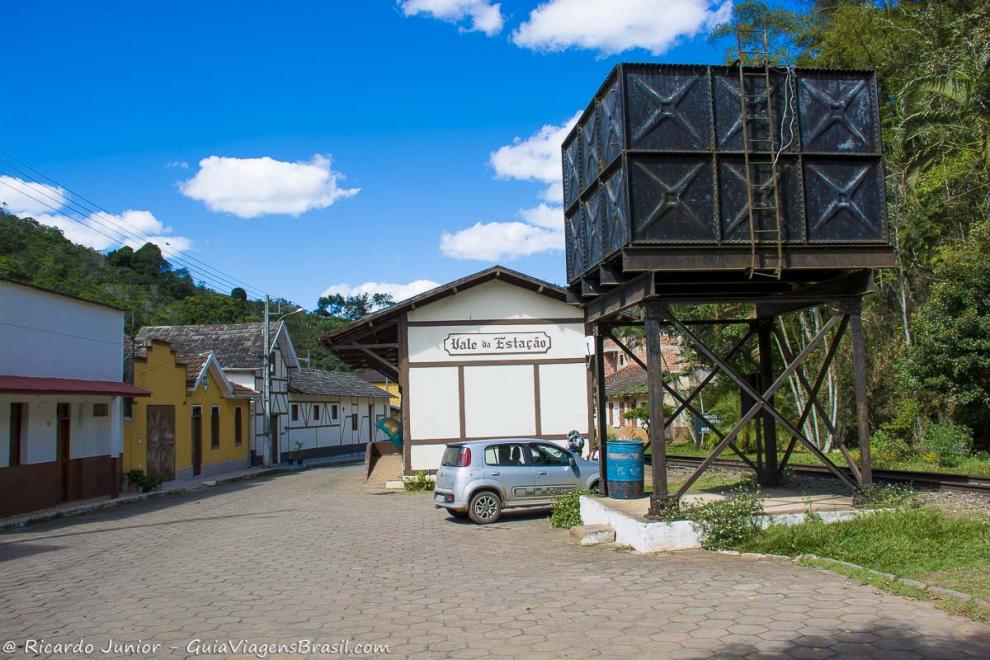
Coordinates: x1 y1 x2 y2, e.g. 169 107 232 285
564 48 893 513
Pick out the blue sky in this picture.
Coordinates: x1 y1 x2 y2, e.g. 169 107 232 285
2 0 744 307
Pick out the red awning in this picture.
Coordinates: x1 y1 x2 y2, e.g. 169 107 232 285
0 375 151 397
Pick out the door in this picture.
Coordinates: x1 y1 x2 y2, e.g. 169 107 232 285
482 443 539 506
146 405 176 481
270 414 279 465
191 407 203 476
56 403 71 502
528 443 579 497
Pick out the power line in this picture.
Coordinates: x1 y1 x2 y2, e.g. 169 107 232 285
0 161 267 297
0 162 268 298
0 177 246 296
0 150 268 297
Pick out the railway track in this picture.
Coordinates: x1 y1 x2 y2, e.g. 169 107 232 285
658 455 990 493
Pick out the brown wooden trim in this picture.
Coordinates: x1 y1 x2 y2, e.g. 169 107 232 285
409 357 586 368
533 364 542 437
407 317 584 327
408 434 571 446
457 365 466 439
398 312 412 476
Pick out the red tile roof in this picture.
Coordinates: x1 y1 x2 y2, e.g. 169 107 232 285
0 375 150 396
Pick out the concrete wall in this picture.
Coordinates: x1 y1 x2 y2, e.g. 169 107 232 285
0 281 124 381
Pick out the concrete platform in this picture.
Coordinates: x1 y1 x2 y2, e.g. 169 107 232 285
600 487 854 521
580 488 862 553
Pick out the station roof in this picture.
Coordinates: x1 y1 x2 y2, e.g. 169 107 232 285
319 266 571 375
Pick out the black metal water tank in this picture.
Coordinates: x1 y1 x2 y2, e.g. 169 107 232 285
562 63 891 285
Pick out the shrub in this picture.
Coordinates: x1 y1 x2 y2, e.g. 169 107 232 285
870 428 911 463
549 488 591 529
690 487 764 550
403 471 435 492
646 487 765 550
922 422 973 467
854 483 918 508
125 469 161 493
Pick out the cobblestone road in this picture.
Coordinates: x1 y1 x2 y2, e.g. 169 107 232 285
2 465 988 658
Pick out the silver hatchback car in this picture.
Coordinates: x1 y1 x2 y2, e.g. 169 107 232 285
433 439 600 524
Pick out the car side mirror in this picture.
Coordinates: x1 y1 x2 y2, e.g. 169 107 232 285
568 455 577 468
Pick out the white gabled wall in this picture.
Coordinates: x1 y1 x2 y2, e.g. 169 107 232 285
403 277 590 473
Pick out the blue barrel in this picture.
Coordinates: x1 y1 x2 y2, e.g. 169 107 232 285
606 440 645 499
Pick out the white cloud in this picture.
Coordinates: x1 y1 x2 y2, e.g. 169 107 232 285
440 221 564 261
33 209 192 254
489 111 580 203
321 279 440 303
398 0 504 36
0 175 68 217
178 154 359 218
519 203 563 229
1 174 191 254
512 0 733 56
165 160 189 169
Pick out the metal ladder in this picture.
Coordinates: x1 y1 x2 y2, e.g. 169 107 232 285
736 27 784 279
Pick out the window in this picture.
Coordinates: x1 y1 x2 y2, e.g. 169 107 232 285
210 405 220 449
92 403 109 417
234 407 243 445
484 444 526 466
528 443 570 466
291 404 299 422
351 413 358 432
312 405 320 421
8 403 25 467
608 402 614 426
123 397 133 419
330 404 339 422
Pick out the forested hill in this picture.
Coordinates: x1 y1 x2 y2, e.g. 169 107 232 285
0 211 355 371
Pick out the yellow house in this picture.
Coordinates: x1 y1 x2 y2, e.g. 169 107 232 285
357 369 401 411
124 340 253 481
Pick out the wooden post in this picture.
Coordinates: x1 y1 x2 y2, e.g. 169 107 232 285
757 319 779 486
848 303 873 486
593 328 609 496
644 302 670 512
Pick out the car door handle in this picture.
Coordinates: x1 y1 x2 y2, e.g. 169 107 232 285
489 471 501 476
538 471 548 475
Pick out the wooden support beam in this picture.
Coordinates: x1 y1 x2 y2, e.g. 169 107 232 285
584 273 654 323
643 302 671 512
848 302 873 486
593 329 609 496
356 347 399 380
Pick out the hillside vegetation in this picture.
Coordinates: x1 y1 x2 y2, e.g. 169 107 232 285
0 211 364 371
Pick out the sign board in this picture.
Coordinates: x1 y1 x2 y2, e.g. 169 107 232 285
443 331 552 357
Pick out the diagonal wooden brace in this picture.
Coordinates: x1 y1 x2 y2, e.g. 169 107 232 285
669 313 861 498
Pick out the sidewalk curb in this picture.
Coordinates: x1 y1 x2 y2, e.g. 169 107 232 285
794 553 990 608
0 466 291 533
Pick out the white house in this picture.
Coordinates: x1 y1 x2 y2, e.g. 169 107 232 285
0 279 148 518
286 368 391 463
323 266 591 474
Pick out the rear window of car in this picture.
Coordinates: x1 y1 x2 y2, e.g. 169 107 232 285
440 446 463 467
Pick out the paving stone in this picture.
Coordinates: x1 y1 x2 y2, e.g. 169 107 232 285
0 464 988 658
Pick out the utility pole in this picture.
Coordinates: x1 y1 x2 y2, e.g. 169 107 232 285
263 296 272 465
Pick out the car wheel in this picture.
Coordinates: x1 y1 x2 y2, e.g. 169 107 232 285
468 491 502 524
590 481 601 495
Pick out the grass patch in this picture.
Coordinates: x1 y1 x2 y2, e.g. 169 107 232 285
740 507 990 608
